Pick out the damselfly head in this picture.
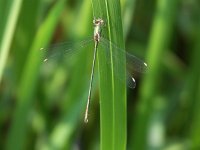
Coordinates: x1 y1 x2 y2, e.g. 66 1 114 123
93 18 104 26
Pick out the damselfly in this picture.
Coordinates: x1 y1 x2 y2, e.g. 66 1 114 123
41 18 147 123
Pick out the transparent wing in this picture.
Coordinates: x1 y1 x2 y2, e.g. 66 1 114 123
40 37 93 62
100 37 148 88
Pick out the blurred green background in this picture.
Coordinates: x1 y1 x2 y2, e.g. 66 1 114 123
1 0 200 150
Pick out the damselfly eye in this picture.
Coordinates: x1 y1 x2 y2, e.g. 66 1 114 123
100 19 104 24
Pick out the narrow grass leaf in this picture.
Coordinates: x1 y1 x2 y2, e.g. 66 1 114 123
189 20 200 149
5 0 67 150
131 0 178 149
91 0 127 149
0 0 23 82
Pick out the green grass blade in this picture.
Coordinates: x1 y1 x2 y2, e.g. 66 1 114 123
189 20 200 149
0 0 12 41
122 0 137 38
91 0 126 149
131 0 178 149
12 0 40 83
5 0 67 150
0 0 23 82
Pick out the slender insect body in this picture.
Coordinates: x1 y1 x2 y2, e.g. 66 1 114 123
93 18 104 42
42 18 147 123
84 18 104 123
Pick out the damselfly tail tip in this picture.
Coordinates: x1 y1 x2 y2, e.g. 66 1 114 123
84 117 88 123
84 105 89 123
84 112 89 123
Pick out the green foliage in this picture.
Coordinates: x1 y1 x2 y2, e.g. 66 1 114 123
131 0 179 149
91 0 126 149
5 0 67 150
0 0 22 82
0 0 200 150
